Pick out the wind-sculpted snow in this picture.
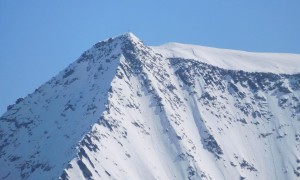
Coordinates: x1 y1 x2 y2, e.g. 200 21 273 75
152 42 300 74
1 33 300 179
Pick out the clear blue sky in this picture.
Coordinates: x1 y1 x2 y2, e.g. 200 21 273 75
1 0 300 114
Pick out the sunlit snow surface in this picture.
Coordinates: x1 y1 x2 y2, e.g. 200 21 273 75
152 42 300 74
1 33 300 180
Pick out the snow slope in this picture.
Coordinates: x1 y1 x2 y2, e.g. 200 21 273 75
1 33 300 180
151 42 300 74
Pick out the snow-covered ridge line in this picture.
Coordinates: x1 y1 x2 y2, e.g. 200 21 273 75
151 42 300 74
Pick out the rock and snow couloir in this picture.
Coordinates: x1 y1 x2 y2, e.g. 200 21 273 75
1 33 300 179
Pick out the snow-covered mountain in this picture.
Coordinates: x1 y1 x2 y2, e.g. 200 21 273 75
1 33 300 180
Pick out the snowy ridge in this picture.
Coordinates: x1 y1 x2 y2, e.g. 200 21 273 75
151 42 300 74
0 34 129 179
1 33 300 180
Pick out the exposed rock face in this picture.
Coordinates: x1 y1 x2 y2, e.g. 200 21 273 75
1 33 300 179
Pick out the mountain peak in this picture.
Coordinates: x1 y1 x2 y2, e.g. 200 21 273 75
1 33 300 180
112 32 141 44
122 32 139 40
92 32 142 52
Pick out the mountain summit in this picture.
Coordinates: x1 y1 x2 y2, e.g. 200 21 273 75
1 33 300 180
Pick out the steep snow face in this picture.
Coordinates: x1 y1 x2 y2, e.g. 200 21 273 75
0 33 133 179
151 43 300 74
1 33 300 180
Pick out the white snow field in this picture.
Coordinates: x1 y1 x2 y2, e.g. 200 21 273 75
152 42 300 74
